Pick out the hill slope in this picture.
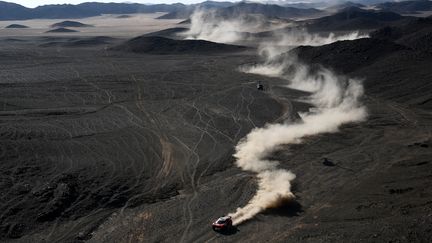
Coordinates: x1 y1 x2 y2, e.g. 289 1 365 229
371 17 432 52
306 7 409 31
110 36 247 54
294 33 432 108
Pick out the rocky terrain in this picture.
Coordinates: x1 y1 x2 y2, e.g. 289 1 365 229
0 1 432 243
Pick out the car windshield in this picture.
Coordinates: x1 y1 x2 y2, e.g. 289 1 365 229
216 219 226 224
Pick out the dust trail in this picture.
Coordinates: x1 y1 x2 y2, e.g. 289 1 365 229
179 9 368 225
257 30 368 60
180 9 367 45
180 9 267 43
268 29 367 48
229 42 367 226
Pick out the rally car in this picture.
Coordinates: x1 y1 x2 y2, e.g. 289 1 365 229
212 216 232 231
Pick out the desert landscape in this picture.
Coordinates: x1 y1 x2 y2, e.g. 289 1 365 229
0 0 432 242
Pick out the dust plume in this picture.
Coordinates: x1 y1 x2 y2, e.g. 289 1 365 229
181 9 367 46
273 29 367 47
180 9 277 43
257 29 368 60
180 9 368 225
229 39 367 226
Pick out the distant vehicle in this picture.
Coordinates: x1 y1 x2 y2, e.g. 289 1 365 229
257 82 264 91
212 216 232 231
323 157 335 166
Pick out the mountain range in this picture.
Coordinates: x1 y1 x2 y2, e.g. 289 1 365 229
0 1 238 20
0 1 185 20
376 0 432 14
0 1 323 21
1 1 432 21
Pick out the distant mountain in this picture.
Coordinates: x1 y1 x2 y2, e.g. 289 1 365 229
326 1 366 12
376 0 432 14
306 7 408 31
279 2 330 9
31 4 95 19
46 28 79 33
0 1 323 21
74 2 186 15
357 0 399 5
159 2 322 20
116 15 131 19
157 1 235 19
156 8 194 19
51 21 93 28
216 2 322 19
197 1 235 9
264 0 394 9
5 24 29 28
0 1 31 20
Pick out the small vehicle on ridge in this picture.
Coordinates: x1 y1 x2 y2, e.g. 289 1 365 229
257 81 264 91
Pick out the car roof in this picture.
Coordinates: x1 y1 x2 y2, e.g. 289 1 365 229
218 216 231 221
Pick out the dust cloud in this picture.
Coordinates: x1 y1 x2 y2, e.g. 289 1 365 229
181 9 367 225
229 32 367 226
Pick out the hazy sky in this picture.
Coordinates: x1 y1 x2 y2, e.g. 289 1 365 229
7 0 245 8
